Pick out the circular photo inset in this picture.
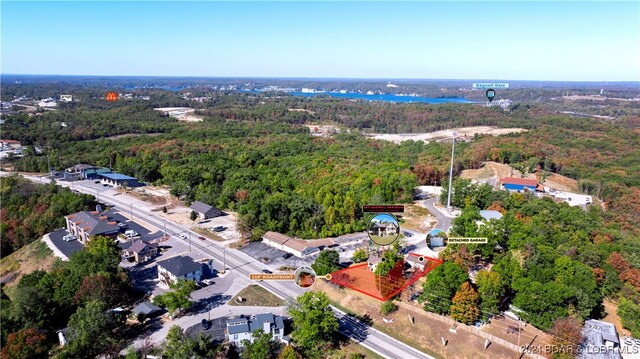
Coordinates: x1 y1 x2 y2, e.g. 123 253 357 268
427 229 448 250
367 213 400 246
294 266 317 288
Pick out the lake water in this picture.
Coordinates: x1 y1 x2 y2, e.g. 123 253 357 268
290 92 474 104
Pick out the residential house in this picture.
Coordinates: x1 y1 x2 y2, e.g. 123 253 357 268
477 210 504 228
132 301 163 320
369 221 399 237
579 319 622 359
0 139 22 150
405 253 426 271
189 201 223 219
157 255 210 285
262 231 334 258
226 313 285 346
367 253 381 272
65 210 120 245
122 240 158 263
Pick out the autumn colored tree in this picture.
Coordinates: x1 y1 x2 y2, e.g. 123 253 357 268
620 268 640 290
74 273 125 306
607 252 630 274
450 282 481 325
279 345 299 359
1 328 49 359
551 317 583 359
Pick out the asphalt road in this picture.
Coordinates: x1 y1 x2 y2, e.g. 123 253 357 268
423 197 453 232
11 173 436 359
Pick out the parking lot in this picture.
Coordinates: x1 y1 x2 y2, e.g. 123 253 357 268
239 242 316 270
49 228 84 258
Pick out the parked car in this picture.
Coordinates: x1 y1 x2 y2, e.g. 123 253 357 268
282 253 292 259
212 226 226 232
102 184 109 187
197 281 209 288
94 180 101 184
201 319 211 330
202 279 215 285
63 234 77 242
125 230 139 238
262 269 272 274
118 223 129 229
198 236 206 241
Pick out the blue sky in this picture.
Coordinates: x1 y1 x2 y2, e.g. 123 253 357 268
371 214 398 225
2 1 639 81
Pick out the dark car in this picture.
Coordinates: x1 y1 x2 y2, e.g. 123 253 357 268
201 319 210 330
212 226 226 232
94 180 101 184
262 269 272 274
403 231 413 237
102 184 109 187
107 216 116 222
282 253 292 259
198 236 206 241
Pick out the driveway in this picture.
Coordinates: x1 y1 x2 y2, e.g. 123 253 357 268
423 197 454 232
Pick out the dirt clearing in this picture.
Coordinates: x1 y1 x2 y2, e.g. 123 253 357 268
368 126 527 144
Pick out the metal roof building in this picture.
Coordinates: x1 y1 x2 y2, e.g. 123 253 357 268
188 201 223 219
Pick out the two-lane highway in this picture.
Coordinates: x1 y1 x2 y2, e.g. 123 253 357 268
11 174 435 359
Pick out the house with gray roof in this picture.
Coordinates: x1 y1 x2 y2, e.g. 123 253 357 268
579 319 622 359
122 240 158 263
157 255 211 285
226 313 285 346
189 201 222 220
65 210 120 244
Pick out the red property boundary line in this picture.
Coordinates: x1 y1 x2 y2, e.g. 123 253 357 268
329 253 443 301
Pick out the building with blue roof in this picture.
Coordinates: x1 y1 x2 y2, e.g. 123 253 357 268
98 172 144 188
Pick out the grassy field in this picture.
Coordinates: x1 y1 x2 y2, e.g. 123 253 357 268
0 239 56 299
327 341 386 359
228 285 286 307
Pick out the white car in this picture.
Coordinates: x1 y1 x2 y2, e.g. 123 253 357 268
63 234 77 242
179 234 188 240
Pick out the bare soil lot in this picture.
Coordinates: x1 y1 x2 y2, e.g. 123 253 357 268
314 280 520 359
368 126 527 144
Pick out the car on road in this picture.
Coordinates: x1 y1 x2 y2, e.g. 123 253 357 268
212 226 226 232
403 231 413 237
198 236 206 241
179 234 188 240
94 180 101 184
282 253 292 259
262 269 272 274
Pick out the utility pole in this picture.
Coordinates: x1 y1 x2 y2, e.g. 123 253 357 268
223 247 226 274
446 131 456 211
130 203 133 221
516 318 521 359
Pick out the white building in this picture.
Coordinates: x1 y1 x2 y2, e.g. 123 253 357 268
262 231 334 258
38 98 57 107
59 95 73 102
226 313 285 346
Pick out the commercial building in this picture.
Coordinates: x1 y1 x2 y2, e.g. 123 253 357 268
65 210 120 244
188 201 223 220
226 313 285 346
499 177 543 192
261 231 334 258
99 173 144 188
579 319 622 359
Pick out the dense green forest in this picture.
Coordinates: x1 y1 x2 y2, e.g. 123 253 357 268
0 176 96 255
1 236 132 358
431 179 640 336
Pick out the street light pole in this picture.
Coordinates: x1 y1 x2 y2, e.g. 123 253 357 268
223 247 226 274
188 232 191 252
446 131 456 211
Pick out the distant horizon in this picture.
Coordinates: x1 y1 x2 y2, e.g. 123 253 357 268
2 73 639 85
2 2 638 81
